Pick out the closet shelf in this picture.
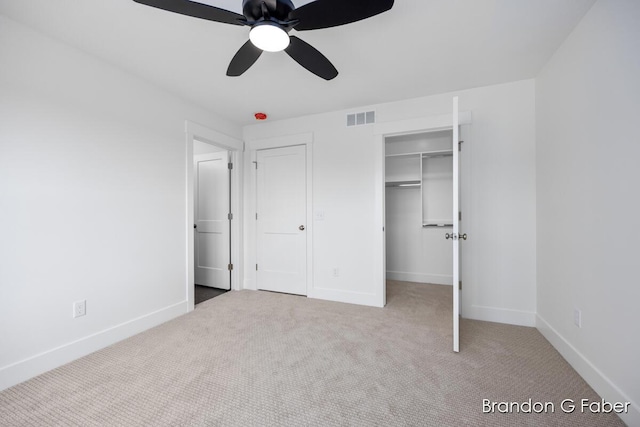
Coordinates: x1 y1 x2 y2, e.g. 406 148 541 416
385 152 421 158
385 149 453 158
385 180 421 188
421 150 453 158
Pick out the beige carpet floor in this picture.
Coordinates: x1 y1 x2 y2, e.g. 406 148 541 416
0 281 625 426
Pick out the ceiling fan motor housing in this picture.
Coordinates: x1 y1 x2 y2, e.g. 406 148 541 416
242 0 294 23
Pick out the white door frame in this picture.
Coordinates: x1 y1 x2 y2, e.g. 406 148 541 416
373 110 472 308
185 121 243 312
244 133 313 296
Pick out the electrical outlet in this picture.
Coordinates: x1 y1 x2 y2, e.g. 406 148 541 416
73 300 86 318
573 308 582 328
332 267 339 277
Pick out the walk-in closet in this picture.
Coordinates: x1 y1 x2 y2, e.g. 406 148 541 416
385 130 455 286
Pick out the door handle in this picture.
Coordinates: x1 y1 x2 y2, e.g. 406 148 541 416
445 233 467 240
299 225 305 231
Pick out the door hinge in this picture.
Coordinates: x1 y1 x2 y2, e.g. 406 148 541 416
459 211 462 221
459 281 462 290
228 213 233 220
256 264 258 271
228 162 233 170
228 263 233 271
255 213 258 220
253 161 258 169
458 140 464 151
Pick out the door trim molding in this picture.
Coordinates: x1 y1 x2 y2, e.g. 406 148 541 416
244 133 313 297
185 121 243 312
246 132 313 151
373 112 472 137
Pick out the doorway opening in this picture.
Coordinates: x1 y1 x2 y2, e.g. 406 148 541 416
185 122 243 312
384 127 461 351
385 130 455 288
374 98 469 352
193 140 231 305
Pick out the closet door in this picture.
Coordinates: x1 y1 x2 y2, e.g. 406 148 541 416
452 97 461 353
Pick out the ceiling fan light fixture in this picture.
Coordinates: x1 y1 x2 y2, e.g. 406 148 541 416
249 22 290 52
134 0 395 79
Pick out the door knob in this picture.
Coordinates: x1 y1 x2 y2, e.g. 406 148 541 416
299 225 305 231
446 233 467 240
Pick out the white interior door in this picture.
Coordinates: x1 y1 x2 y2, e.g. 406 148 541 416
256 145 307 295
452 97 461 352
194 151 230 290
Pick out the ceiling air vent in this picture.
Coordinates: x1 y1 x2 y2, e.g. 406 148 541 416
347 111 375 127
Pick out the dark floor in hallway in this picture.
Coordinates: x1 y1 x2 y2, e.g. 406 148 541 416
195 285 227 305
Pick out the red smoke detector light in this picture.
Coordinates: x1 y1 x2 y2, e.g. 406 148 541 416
255 112 267 121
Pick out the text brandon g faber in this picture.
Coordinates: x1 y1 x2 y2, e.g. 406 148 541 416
483 398 631 414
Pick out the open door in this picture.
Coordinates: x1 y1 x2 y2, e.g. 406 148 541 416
194 151 231 290
452 97 461 352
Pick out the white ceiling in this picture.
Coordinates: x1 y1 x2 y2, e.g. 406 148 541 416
0 0 596 125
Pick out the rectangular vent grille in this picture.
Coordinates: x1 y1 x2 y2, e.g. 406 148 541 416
347 111 375 127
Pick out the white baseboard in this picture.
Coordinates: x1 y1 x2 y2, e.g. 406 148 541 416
309 287 383 308
536 314 639 427
243 281 384 307
243 278 256 291
0 301 188 392
464 304 536 327
386 271 453 285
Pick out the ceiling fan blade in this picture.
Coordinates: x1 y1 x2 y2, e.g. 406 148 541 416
285 36 338 80
290 0 394 31
133 0 244 25
227 40 263 77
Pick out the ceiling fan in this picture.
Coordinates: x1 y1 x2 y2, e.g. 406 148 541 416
132 0 394 80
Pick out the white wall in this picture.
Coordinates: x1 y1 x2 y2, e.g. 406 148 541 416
243 79 537 325
0 15 240 390
193 139 224 155
535 0 640 424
